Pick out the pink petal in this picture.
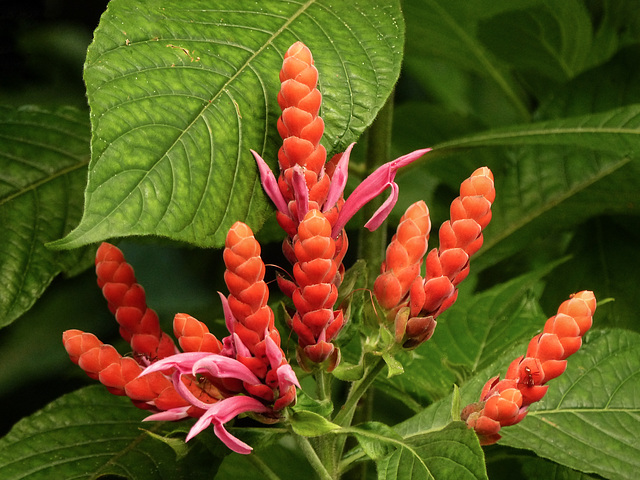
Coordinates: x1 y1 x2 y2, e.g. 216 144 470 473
363 182 398 231
251 149 289 214
218 292 236 334
143 406 190 422
141 352 212 376
323 142 355 212
192 354 262 385
332 148 431 237
185 396 269 454
264 334 283 371
276 363 301 390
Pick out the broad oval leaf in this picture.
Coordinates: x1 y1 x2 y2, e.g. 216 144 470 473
500 329 640 480
376 422 487 480
0 385 188 479
395 329 640 480
0 105 92 328
53 0 404 250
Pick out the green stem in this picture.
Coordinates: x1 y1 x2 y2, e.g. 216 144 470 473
358 91 395 281
333 355 385 427
295 434 334 480
248 454 283 480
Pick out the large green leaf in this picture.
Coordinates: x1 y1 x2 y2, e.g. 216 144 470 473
0 106 92 328
52 0 404 250
374 422 487 480
395 329 640 480
0 385 207 479
501 329 640 480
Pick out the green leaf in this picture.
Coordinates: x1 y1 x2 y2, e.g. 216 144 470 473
349 422 403 462
433 104 640 155
376 422 487 480
215 441 315 480
477 1 593 83
402 0 533 121
500 329 640 480
0 105 92 328
53 0 404 250
0 385 190 479
289 410 341 437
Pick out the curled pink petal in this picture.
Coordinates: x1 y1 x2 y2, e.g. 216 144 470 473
185 396 269 453
276 363 301 390
323 142 355 212
141 352 212 376
251 149 289 214
332 148 431 237
192 354 262 385
363 182 399 231
143 406 190 422
171 370 211 410
218 292 236 334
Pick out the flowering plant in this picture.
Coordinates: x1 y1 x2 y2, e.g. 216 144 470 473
1 2 639 480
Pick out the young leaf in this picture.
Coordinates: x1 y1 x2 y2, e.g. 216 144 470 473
0 106 92 328
288 410 341 437
0 385 192 479
53 0 405 250
376 422 487 480
499 329 640 480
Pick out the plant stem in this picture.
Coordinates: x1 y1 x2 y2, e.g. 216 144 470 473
358 91 395 282
295 434 334 480
333 355 385 428
247 454 283 480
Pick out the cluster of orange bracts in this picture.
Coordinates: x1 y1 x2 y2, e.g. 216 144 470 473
374 167 495 348
461 290 596 444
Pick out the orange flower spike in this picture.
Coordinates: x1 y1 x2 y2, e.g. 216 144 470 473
173 313 223 353
399 168 494 349
95 242 176 362
291 210 343 366
374 201 431 311
223 222 271 327
464 291 596 445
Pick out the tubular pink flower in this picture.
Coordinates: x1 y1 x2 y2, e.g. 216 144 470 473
143 406 191 422
323 142 355 212
251 149 289 215
331 148 432 237
291 165 310 221
141 351 211 376
184 396 270 453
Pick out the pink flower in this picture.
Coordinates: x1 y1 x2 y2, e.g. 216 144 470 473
252 145 431 238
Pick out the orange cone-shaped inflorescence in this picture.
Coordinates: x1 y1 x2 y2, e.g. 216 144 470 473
274 41 331 237
290 210 345 368
62 328 212 416
462 291 596 445
397 167 495 349
222 221 298 411
374 201 431 313
95 242 177 362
